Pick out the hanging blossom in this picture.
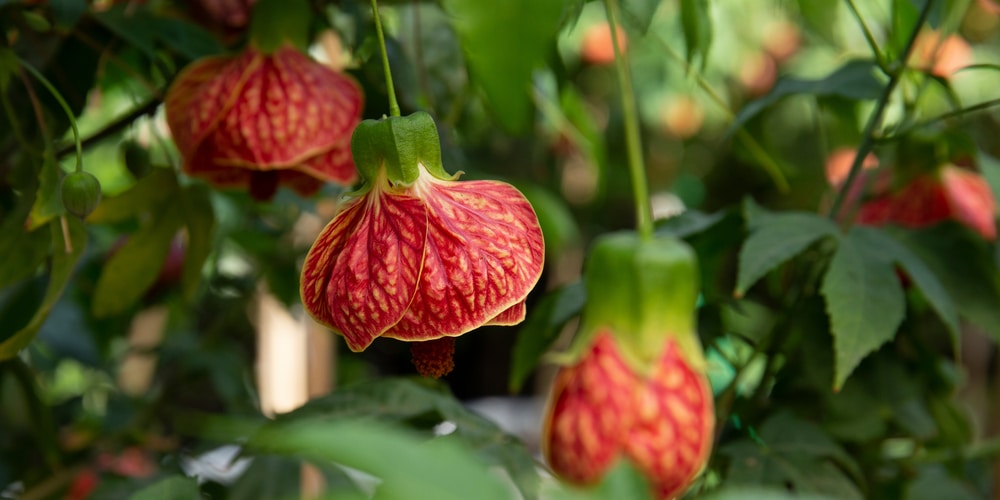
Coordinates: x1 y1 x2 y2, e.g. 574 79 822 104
542 234 714 499
165 43 363 201
825 149 997 240
300 112 544 377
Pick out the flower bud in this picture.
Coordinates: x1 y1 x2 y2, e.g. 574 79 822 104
61 171 102 219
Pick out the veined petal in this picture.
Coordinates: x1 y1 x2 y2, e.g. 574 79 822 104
486 301 527 326
543 333 634 484
384 177 544 341
210 45 362 171
327 190 429 352
624 338 714 499
295 140 357 186
301 198 366 329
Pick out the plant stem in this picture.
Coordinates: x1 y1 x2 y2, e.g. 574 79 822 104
617 8 789 192
604 0 653 240
845 0 886 71
882 97 1000 140
827 0 935 220
370 0 400 117
18 58 84 172
55 97 162 159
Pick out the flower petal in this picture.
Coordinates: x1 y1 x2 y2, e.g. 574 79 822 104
301 198 366 329
485 301 526 326
383 179 544 341
623 338 714 499
210 45 362 171
327 190 429 351
942 166 997 240
543 333 633 484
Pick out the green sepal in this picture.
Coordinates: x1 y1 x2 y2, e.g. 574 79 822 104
569 231 704 375
249 0 311 53
350 111 454 186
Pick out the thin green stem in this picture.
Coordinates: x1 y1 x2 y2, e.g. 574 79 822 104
827 0 935 220
370 0 400 117
18 58 84 172
604 0 653 240
882 97 1000 141
845 0 886 71
651 32 790 192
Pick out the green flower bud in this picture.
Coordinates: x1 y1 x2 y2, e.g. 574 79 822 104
61 171 102 219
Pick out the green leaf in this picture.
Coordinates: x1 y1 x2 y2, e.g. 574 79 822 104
889 223 1000 340
861 228 960 351
509 281 586 392
821 227 906 390
179 184 216 301
621 0 661 34
905 465 980 500
679 0 713 68
227 456 365 500
0 47 17 92
27 153 63 230
721 412 864 499
87 167 179 224
278 378 540 500
129 475 199 500
153 16 225 60
655 209 726 239
0 227 50 289
250 418 512 500
736 199 840 296
440 0 564 132
92 6 158 59
0 217 87 360
92 201 186 317
728 60 884 135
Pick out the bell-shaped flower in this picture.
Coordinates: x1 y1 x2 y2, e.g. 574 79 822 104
300 112 544 377
542 233 714 499
856 164 996 240
165 43 363 200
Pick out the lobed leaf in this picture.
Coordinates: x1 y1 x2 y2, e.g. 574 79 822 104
820 227 905 390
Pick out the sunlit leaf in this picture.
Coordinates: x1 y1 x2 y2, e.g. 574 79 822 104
0 217 87 359
27 153 63 230
821 227 905 390
250 417 512 500
440 0 564 132
509 281 586 392
92 201 186 317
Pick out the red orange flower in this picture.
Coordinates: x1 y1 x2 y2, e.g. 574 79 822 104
300 113 544 376
544 332 714 499
165 44 363 200
857 165 996 240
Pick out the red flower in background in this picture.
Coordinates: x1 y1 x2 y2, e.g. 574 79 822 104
165 44 363 201
857 165 996 240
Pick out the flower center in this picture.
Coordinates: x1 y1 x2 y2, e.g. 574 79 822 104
410 337 456 378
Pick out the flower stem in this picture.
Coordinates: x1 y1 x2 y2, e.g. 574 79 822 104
826 0 935 220
604 0 653 240
18 57 84 172
370 0 400 117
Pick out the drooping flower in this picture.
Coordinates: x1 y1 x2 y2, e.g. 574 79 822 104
854 165 996 240
165 44 363 201
542 233 714 499
300 112 544 376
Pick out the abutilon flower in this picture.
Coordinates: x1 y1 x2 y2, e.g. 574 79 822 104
856 165 996 240
300 112 544 377
165 44 363 201
542 233 714 499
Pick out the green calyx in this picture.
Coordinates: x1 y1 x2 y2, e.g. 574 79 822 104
350 111 454 187
249 0 311 53
572 231 703 374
